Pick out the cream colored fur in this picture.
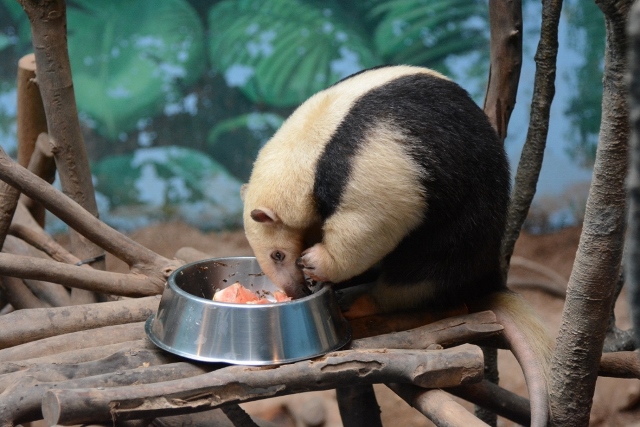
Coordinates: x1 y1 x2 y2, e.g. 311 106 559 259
302 121 427 282
243 66 445 290
244 65 445 229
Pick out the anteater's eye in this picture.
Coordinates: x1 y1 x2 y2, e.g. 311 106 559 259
271 251 285 262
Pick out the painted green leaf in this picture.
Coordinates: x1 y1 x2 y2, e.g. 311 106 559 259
208 0 380 107
367 0 487 71
67 0 205 139
207 112 284 181
0 35 10 52
93 146 243 230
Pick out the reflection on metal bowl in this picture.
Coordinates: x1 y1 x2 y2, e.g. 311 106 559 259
145 257 351 365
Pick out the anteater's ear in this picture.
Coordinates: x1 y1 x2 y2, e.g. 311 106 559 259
251 207 279 224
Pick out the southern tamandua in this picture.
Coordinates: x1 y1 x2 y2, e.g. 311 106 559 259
241 65 552 425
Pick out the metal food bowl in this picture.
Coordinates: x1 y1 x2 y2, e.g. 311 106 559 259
145 257 351 365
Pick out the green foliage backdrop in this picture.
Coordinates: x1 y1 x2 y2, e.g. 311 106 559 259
0 0 604 231
67 0 206 139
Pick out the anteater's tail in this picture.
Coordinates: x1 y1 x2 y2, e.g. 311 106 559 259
472 290 553 427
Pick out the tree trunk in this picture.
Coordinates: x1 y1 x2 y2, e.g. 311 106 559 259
549 0 632 425
626 0 640 360
17 0 105 304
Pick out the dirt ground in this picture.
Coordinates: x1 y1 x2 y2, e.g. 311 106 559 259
106 222 640 426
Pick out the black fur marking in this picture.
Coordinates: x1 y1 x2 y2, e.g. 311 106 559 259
313 70 510 308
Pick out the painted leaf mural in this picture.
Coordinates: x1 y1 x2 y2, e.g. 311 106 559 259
67 0 205 139
93 146 243 230
207 112 284 181
208 0 380 107
367 0 487 71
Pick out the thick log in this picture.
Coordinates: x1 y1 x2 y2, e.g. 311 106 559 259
42 345 484 425
16 54 47 169
0 321 146 363
349 311 503 350
0 361 206 426
14 56 51 249
0 295 160 349
389 385 489 427
0 252 164 297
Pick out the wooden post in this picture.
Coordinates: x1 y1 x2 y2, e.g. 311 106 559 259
17 53 49 227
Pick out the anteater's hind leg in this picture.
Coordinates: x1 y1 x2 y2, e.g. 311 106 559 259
299 123 427 283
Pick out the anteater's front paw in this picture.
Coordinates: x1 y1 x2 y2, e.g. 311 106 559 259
298 244 332 282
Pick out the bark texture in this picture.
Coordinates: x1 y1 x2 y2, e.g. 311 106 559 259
16 54 49 226
501 0 563 270
42 345 484 425
483 0 523 142
481 2 523 424
627 0 640 358
16 0 103 276
549 0 632 425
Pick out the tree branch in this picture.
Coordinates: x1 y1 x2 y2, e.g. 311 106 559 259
0 296 160 349
0 360 205 426
0 275 47 310
0 146 181 278
389 385 489 426
501 0 563 270
349 310 503 350
482 3 523 424
0 339 156 375
599 351 640 378
449 380 532 426
3 234 73 307
0 322 146 364
42 345 484 426
0 252 163 297
483 0 523 142
16 0 104 279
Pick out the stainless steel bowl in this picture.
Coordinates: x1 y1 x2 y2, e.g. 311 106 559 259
145 257 351 365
